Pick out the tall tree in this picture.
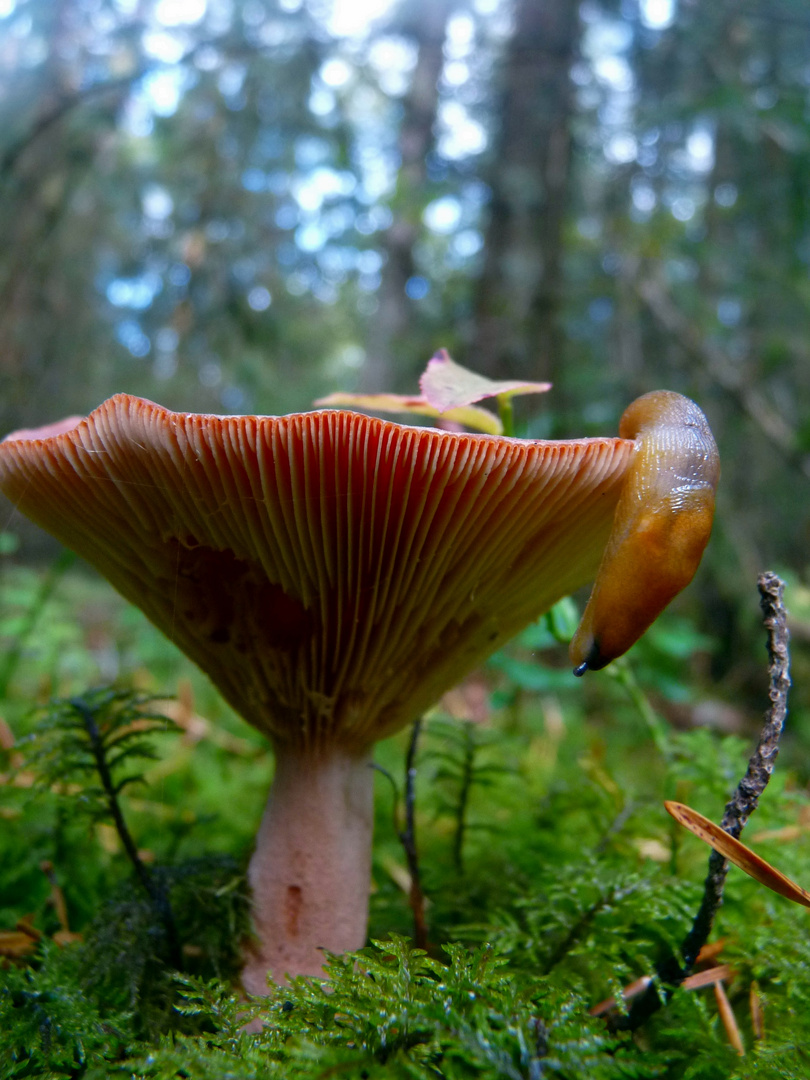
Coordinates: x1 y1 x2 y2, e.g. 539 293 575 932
471 0 579 387
362 0 455 391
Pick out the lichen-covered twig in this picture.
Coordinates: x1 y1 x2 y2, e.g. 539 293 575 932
678 571 790 969
614 572 790 1031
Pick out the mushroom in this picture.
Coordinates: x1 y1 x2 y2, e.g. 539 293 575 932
0 389 717 993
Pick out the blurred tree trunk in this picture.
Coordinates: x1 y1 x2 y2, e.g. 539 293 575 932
0 0 125 434
471 0 578 386
362 0 453 391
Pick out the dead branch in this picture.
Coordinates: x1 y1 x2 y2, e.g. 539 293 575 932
613 572 790 1031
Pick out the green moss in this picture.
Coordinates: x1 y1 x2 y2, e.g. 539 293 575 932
2 570 810 1077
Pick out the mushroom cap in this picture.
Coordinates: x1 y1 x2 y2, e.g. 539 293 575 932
0 395 634 750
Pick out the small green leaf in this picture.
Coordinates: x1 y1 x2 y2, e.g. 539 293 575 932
0 530 19 555
546 597 581 644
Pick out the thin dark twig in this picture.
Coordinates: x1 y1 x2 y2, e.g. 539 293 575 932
593 801 636 857
399 719 428 950
452 724 476 874
528 1016 549 1078
613 572 790 1032
0 77 132 181
679 571 790 968
542 886 622 975
0 36 260 181
72 698 183 968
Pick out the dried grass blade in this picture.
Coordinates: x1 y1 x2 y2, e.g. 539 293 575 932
714 981 744 1055
681 964 733 990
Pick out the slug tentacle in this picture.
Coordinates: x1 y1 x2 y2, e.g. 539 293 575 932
570 391 719 675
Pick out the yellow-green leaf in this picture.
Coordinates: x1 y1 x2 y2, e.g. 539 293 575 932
313 391 504 434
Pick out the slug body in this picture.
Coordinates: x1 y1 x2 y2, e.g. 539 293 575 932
570 391 719 674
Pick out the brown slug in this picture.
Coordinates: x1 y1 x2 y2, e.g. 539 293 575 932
570 390 720 675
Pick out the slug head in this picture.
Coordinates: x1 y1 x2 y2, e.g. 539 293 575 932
570 390 720 675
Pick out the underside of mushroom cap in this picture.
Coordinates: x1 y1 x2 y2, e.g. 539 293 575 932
0 395 634 751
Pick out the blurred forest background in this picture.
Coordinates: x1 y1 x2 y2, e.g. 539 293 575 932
5 4 810 1071
1 0 810 681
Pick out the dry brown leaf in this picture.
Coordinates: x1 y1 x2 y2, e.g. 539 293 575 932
664 800 810 908
714 981 745 1056
96 822 121 854
0 931 38 959
633 838 671 863
750 981 765 1041
590 964 734 1017
682 964 733 990
695 939 727 965
590 975 653 1017
381 856 413 895
0 717 16 751
0 769 36 788
52 929 83 947
15 913 41 940
749 825 806 845
440 676 491 724
40 860 70 932
154 692 258 756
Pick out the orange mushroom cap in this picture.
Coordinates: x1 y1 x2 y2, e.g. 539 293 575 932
0 391 719 990
0 394 635 749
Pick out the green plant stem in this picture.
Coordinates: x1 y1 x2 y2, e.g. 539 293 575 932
497 394 515 437
400 719 428 950
613 661 670 760
72 696 182 968
452 724 476 875
542 887 619 975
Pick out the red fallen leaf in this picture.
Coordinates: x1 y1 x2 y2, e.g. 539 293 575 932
665 800 810 908
420 349 551 413
314 350 552 435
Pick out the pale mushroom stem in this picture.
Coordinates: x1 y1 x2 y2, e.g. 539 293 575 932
241 742 375 995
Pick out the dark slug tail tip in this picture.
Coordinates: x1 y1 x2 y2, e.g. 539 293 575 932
571 639 605 677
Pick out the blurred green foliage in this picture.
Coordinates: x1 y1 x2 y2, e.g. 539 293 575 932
2 0 810 662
